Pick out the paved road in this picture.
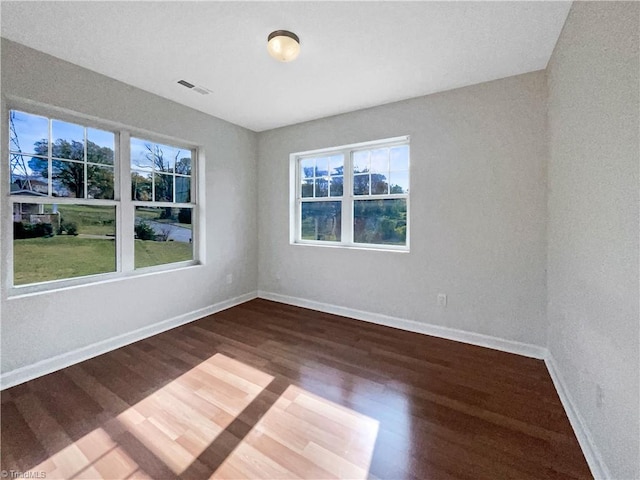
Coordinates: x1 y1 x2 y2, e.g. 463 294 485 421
137 219 192 243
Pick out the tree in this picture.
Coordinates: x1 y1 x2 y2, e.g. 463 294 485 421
175 157 191 175
353 197 406 244
301 202 341 241
178 208 192 224
142 144 172 203
28 138 114 198
131 172 152 201
135 144 191 217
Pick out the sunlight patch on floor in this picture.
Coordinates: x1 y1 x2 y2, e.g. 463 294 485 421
23 353 273 479
20 355 378 479
212 385 380 480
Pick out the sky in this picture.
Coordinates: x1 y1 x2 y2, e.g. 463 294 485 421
300 145 409 194
10 110 191 178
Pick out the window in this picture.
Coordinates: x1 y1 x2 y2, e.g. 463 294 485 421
8 108 198 290
131 138 194 269
292 136 409 249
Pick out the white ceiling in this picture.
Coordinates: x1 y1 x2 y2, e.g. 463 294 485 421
1 1 571 132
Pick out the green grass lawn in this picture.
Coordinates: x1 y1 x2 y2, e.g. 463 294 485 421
135 207 162 221
57 204 116 235
14 236 192 285
134 239 192 269
14 236 116 285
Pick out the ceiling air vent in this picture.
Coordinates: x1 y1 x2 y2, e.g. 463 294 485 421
177 79 211 95
177 79 195 88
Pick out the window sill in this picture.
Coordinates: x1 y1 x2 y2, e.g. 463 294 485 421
7 261 202 299
291 241 409 253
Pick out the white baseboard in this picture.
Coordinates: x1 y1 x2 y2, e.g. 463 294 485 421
0 291 258 390
257 290 547 359
544 354 611 480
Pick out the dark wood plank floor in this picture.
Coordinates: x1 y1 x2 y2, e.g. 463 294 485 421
1 298 592 479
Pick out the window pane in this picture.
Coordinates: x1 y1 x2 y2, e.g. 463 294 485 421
389 171 409 194
353 174 369 195
175 176 191 203
52 160 84 198
159 144 180 173
88 165 115 199
10 156 49 196
9 110 48 194
353 150 369 174
132 138 187 174
390 145 409 171
301 201 341 241
300 158 315 179
301 180 314 198
9 112 119 201
175 156 192 175
130 137 154 170
13 203 116 285
371 173 389 195
314 177 329 197
131 138 192 204
52 120 84 161
315 157 329 177
9 111 49 156
329 155 344 176
132 170 152 201
370 148 389 174
154 173 173 202
135 206 193 269
87 128 115 165
330 176 343 197
56 204 116 235
354 199 407 245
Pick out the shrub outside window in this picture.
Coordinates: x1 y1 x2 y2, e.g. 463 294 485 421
292 136 409 250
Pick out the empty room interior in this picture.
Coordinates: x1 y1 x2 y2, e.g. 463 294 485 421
0 1 638 479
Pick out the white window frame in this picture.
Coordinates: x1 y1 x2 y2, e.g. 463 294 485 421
128 133 198 273
290 136 410 251
4 100 201 295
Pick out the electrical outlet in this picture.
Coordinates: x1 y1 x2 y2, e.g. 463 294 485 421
596 384 604 409
226 273 233 285
437 293 447 307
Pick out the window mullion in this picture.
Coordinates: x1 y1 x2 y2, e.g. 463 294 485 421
83 127 88 199
119 131 134 272
292 157 300 243
151 156 156 202
47 118 53 196
343 148 352 245
298 158 302 241
312 158 316 197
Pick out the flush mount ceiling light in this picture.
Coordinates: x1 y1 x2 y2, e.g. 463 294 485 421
267 30 300 62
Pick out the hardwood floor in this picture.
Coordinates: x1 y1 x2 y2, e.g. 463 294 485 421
1 299 592 479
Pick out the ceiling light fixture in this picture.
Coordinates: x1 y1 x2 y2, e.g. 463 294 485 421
267 30 300 63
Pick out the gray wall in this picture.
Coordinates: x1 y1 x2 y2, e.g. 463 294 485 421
258 71 549 346
546 3 640 479
0 39 259 374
